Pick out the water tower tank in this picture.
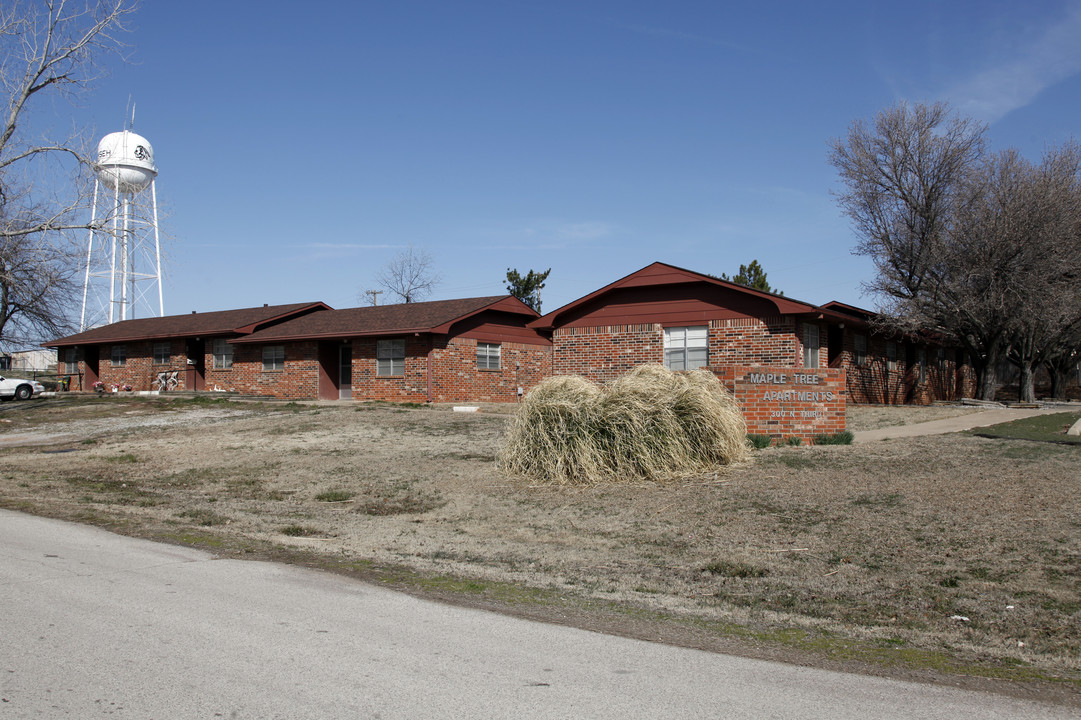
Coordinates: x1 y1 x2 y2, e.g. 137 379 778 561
96 131 157 193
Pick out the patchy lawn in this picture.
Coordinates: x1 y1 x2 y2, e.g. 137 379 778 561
968 411 1081 445
1 395 1079 704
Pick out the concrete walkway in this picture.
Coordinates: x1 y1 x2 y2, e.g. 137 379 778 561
853 407 1069 443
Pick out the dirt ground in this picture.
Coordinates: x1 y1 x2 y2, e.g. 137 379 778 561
1 395 1079 704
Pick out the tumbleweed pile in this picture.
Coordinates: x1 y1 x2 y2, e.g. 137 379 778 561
500 364 749 484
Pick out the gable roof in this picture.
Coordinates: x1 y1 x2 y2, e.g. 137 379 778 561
530 261 823 330
45 302 331 347
233 295 538 343
818 300 875 326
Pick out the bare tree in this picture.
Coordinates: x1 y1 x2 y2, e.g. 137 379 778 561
1000 143 1081 401
829 102 987 306
0 222 81 347
831 102 1081 401
376 246 440 304
0 0 136 349
829 102 1005 397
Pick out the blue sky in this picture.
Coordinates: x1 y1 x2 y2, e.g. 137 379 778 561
65 0 1081 317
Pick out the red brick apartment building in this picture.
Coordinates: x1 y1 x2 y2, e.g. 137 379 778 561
48 262 974 437
49 296 549 403
528 263 973 436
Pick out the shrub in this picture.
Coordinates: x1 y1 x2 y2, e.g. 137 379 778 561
812 430 854 445
747 434 774 449
500 365 749 484
704 559 769 578
785 436 802 446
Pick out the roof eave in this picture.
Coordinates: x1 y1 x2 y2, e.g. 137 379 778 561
429 295 537 334
232 327 434 344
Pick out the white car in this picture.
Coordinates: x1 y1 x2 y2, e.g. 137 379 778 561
0 375 45 401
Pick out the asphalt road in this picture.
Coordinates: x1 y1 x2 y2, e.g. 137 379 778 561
0 509 1072 719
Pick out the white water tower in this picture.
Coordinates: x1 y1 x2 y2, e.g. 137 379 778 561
80 129 164 330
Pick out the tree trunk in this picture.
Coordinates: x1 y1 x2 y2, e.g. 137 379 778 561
978 363 998 401
975 343 1004 401
1047 364 1067 401
1018 361 1036 403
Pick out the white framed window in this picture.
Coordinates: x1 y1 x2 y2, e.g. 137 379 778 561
377 339 405 376
476 342 501 370
213 339 233 369
62 348 77 373
802 324 820 369
153 342 170 365
853 335 868 366
111 344 126 367
886 341 898 372
262 345 285 372
663 326 708 371
918 347 927 383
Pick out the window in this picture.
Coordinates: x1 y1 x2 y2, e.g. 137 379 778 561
377 339 405 376
111 344 126 367
262 345 284 371
918 348 927 383
886 341 897 372
153 342 170 365
62 348 77 373
663 326 708 371
802 324 820 369
853 335 868 366
213 339 233 369
476 342 501 370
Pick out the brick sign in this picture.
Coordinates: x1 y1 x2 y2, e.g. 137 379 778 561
714 365 846 442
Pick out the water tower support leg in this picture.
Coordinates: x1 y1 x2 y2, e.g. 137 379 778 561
80 181 100 332
151 180 163 317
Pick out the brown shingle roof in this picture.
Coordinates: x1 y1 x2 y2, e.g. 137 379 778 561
234 296 532 343
46 302 330 346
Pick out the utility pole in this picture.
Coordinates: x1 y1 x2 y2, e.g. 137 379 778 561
365 290 382 306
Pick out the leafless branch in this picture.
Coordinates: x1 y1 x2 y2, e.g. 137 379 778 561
375 246 441 304
0 0 136 349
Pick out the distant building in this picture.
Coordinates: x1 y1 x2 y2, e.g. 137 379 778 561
1 349 57 373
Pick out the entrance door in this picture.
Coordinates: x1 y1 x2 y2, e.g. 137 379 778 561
186 339 205 391
83 346 100 390
827 326 844 368
339 344 352 400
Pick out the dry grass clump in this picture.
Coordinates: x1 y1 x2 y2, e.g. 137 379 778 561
500 365 749 484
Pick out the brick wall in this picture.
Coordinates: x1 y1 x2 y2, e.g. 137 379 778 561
200 336 552 402
427 337 551 403
710 316 802 366
837 334 976 405
84 340 191 391
553 318 806 384
553 324 660 383
714 365 846 442
209 342 320 398
348 337 431 402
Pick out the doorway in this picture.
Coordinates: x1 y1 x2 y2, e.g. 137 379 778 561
186 339 205 391
318 341 351 400
83 346 99 389
827 326 844 368
339 343 352 399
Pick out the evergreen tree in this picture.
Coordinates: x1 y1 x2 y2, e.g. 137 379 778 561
720 260 782 295
505 268 551 312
